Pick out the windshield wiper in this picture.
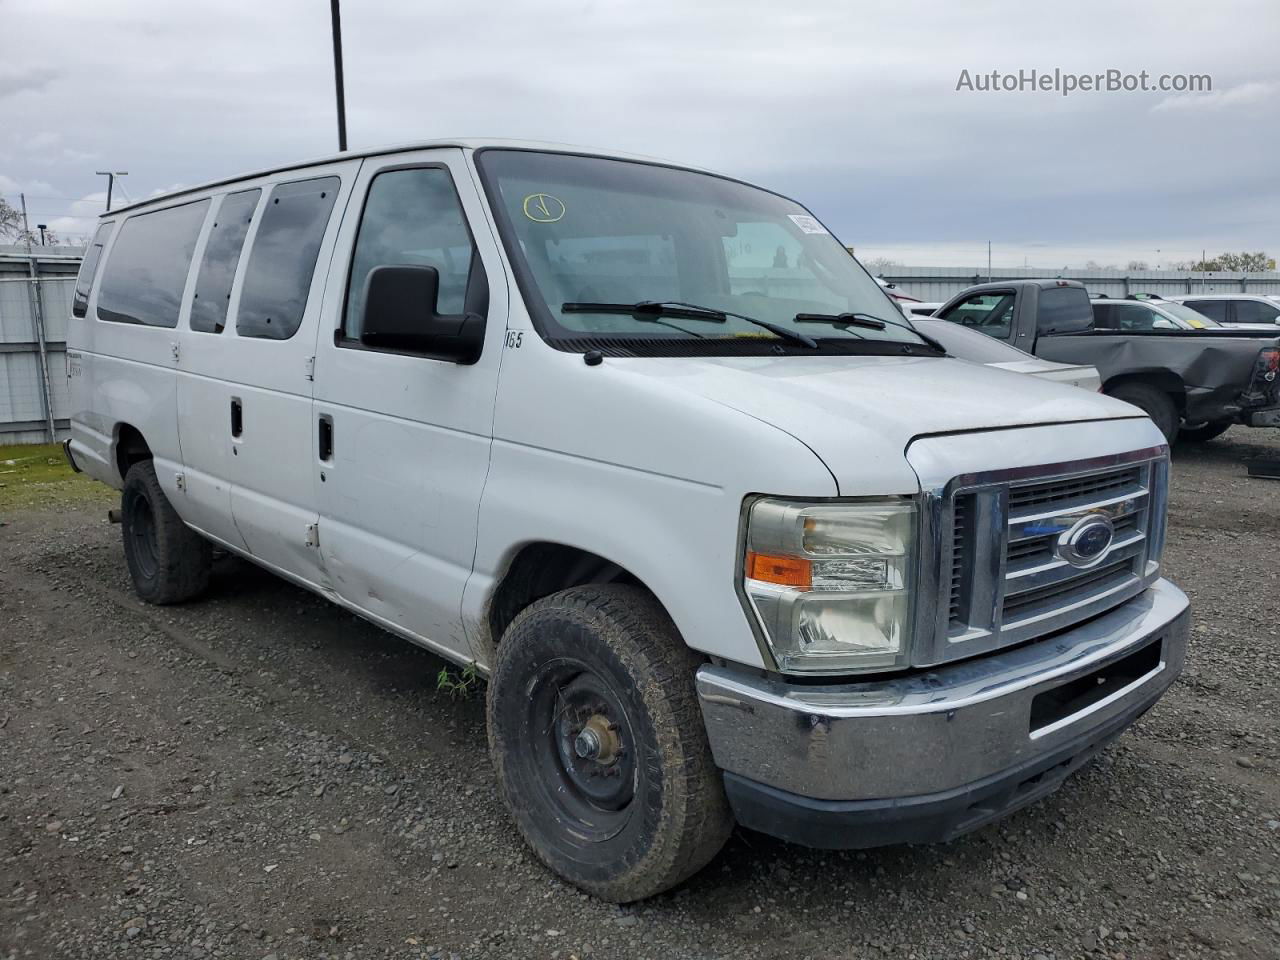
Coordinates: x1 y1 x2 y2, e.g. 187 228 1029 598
795 311 887 330
793 311 947 353
562 301 817 349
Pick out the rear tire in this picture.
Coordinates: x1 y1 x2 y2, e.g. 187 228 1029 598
487 584 733 902
1177 421 1231 444
120 461 211 604
1107 383 1179 444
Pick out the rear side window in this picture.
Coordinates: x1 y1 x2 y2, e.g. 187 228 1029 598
72 222 114 317
1234 299 1280 324
1183 299 1228 322
97 200 210 327
190 189 261 334
236 177 339 340
343 167 480 338
1036 286 1093 335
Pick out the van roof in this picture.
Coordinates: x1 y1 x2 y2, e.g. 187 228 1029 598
102 138 719 217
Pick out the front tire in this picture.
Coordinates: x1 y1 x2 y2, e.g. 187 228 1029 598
120 461 211 604
1107 382 1180 444
487 584 733 902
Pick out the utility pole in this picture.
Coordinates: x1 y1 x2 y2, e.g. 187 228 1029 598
20 193 31 253
37 224 47 246
987 241 992 282
330 0 348 151
96 171 129 211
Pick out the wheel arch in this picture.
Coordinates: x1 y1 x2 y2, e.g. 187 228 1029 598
113 422 153 484
476 541 668 668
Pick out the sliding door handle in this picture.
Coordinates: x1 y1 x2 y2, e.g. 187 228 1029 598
318 414 334 462
230 398 243 438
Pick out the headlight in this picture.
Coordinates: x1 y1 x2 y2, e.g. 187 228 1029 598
741 498 916 674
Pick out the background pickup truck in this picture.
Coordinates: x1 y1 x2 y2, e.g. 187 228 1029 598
932 279 1280 443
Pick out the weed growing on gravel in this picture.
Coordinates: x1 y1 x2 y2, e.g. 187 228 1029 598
436 663 481 699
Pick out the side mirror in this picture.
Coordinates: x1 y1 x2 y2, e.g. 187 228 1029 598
1152 318 1177 330
360 264 484 364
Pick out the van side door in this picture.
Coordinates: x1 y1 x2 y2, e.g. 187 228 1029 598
177 161 359 588
310 149 506 660
174 188 261 551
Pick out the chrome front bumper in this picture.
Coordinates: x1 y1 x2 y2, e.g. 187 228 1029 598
697 578 1189 809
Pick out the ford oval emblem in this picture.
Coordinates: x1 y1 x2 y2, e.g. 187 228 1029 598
1056 514 1115 568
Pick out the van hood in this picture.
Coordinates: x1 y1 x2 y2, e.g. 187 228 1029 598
614 353 1143 494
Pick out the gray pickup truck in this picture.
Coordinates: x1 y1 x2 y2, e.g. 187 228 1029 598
933 279 1280 443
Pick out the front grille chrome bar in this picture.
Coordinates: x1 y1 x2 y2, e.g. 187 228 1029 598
912 445 1168 668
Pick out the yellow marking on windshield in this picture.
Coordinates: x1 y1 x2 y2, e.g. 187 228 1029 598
522 193 565 223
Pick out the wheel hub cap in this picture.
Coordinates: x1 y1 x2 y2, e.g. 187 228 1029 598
573 713 621 764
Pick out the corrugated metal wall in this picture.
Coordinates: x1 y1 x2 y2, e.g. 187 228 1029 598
0 250 83 445
874 265 1280 303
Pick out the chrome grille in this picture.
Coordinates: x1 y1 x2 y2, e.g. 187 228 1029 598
925 453 1167 667
1007 466 1142 510
1002 557 1133 617
948 494 972 626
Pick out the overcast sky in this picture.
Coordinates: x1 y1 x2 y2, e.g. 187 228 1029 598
3 0 1277 268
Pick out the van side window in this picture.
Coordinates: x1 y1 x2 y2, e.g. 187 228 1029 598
236 177 340 340
96 200 210 327
190 189 261 334
72 222 114 318
343 167 479 339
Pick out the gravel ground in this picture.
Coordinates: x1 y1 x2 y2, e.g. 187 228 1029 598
2 428 1278 960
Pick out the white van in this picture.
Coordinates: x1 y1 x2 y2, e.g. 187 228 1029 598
66 139 1189 902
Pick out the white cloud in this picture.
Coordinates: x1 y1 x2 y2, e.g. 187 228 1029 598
1152 80 1275 112
0 67 60 99
43 192 109 243
0 0 1276 264
0 174 57 197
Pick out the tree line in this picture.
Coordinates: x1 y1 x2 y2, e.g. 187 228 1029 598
0 197 61 246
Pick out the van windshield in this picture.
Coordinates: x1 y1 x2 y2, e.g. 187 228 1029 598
475 150 927 352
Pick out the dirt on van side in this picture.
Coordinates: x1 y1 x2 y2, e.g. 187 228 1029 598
1 428 1278 960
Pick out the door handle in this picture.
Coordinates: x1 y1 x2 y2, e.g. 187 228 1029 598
230 398 243 438
318 414 334 462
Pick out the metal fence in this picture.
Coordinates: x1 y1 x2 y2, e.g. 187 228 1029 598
875 266 1280 303
0 248 83 445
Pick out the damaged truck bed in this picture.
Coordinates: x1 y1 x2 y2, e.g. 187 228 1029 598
932 279 1280 444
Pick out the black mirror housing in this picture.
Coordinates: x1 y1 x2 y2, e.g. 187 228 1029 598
360 264 484 364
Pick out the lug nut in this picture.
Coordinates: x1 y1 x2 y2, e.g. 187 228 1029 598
574 728 602 759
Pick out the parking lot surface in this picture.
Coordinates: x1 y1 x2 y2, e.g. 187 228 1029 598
2 429 1278 960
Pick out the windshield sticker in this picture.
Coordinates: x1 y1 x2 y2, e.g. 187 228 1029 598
787 214 828 235
522 193 566 223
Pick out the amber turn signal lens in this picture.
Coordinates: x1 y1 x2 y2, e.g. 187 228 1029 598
746 551 812 589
